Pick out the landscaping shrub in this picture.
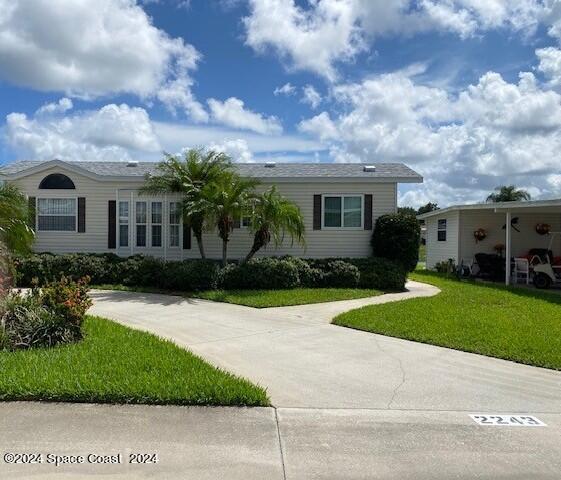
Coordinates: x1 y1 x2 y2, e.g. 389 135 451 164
280 256 324 287
353 257 407 290
319 260 360 288
371 213 421 272
0 276 92 351
162 260 221 291
14 253 123 286
219 258 299 290
14 252 406 292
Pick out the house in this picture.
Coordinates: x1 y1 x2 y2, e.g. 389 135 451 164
0 159 422 260
418 199 561 284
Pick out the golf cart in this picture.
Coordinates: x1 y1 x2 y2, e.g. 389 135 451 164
532 232 561 289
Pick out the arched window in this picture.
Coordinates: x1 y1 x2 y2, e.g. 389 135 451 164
39 173 75 190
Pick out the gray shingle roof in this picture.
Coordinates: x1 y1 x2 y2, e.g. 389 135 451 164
0 160 422 182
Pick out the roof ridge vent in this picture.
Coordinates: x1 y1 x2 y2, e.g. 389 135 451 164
127 160 139 167
363 165 376 172
264 161 276 168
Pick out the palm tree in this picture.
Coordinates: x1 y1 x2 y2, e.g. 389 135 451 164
0 183 34 255
188 172 258 266
141 149 232 258
0 183 35 294
244 186 305 263
486 185 531 203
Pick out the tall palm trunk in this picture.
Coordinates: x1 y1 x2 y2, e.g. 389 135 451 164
218 217 232 266
244 227 270 263
222 240 228 267
191 215 206 259
193 230 206 259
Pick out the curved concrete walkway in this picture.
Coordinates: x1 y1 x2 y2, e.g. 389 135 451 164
89 281 561 412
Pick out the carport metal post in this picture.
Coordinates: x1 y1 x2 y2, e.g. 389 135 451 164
505 211 511 286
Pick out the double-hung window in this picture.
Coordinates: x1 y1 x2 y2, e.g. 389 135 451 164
37 198 76 231
151 202 162 247
119 201 129 247
136 201 147 247
169 202 180 247
437 219 447 241
323 195 363 228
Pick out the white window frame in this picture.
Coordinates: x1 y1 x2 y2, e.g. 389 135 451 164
151 201 163 248
118 201 129 248
36 197 77 232
437 219 447 242
321 194 364 230
169 201 181 248
136 201 148 248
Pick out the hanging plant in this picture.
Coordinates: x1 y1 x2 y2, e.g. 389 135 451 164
535 223 551 236
474 228 487 242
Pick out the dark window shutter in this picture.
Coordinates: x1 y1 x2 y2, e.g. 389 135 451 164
183 224 191 249
364 194 373 230
233 216 241 228
78 197 86 233
108 201 116 249
28 196 36 231
313 195 322 230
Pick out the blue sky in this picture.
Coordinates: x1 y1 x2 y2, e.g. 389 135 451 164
1 0 561 207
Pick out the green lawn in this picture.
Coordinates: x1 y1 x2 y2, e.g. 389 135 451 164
196 288 382 308
334 270 561 370
0 316 269 406
94 285 382 308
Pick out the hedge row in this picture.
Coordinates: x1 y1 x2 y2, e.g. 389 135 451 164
14 253 407 291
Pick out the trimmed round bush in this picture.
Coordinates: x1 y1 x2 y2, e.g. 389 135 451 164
371 213 420 272
219 258 299 290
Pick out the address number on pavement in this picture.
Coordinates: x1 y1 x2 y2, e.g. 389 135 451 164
470 414 546 426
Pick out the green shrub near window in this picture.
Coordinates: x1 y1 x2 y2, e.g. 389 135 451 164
15 253 407 292
219 258 300 290
371 213 421 272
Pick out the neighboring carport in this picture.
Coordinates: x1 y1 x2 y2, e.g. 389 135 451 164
419 198 561 285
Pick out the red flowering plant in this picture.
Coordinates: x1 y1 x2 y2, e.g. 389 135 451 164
39 276 93 338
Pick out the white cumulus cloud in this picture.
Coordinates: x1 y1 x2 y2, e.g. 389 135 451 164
0 0 205 119
207 97 283 134
6 102 161 161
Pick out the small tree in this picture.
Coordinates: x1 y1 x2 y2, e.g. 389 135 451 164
371 213 420 272
141 149 232 259
189 172 258 266
417 202 439 215
244 186 305 263
486 186 531 203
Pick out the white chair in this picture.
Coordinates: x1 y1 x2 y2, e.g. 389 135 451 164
512 258 530 285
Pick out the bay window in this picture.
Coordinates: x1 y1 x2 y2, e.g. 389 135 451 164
37 198 76 231
136 201 147 247
151 202 162 247
169 202 180 247
119 201 129 247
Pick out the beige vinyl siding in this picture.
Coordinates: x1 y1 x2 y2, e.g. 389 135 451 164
458 210 561 262
425 211 459 269
11 166 398 260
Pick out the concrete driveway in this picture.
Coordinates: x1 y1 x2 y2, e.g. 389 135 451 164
3 282 561 479
89 282 561 412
